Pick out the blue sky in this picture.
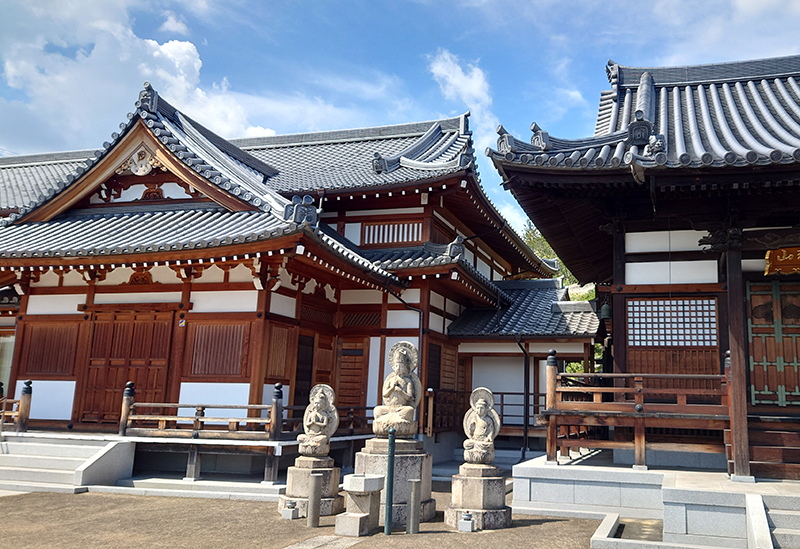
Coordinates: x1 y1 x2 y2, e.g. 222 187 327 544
2 0 800 231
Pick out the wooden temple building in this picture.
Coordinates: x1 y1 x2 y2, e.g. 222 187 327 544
488 54 800 479
0 83 598 462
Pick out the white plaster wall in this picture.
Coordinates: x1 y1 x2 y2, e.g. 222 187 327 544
367 336 382 409
625 261 718 284
493 270 503 281
161 182 193 199
150 265 182 284
26 294 85 315
430 291 445 310
477 257 491 279
387 310 419 329
97 267 135 286
346 207 424 217
445 299 460 316
269 293 296 318
464 248 475 264
0 317 14 326
193 264 225 284
743 259 767 272
429 312 444 333
30 270 60 288
341 289 383 304
62 270 88 286
459 342 520 354
344 223 362 246
527 342 586 355
625 230 707 253
192 290 258 313
389 288 420 304
94 292 182 304
228 264 253 283
15 380 75 420
179 382 251 420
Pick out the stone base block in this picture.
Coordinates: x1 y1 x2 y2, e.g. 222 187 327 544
285 462 340 500
445 506 512 530
379 498 436 527
451 470 506 510
362 438 423 455
335 512 376 537
277 494 344 518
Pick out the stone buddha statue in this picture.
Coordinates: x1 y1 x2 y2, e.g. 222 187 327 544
372 341 422 438
463 387 501 464
297 384 339 456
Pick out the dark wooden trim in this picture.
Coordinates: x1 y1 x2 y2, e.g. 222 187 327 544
610 283 726 294
726 243 751 477
625 251 714 263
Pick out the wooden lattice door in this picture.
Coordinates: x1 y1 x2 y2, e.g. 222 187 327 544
337 338 369 410
80 310 173 423
748 282 800 407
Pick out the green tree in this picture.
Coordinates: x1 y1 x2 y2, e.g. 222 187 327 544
523 220 578 286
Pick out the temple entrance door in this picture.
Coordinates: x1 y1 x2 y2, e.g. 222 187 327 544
337 338 370 411
747 281 800 407
80 310 173 423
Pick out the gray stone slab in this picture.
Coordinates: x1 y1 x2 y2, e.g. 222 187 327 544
513 477 530 501
528 478 575 504
620 484 663 511
663 532 747 549
575 481 621 507
662 502 687 535
663 488 746 507
685 504 746 539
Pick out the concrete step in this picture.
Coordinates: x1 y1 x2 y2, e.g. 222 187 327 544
0 441 102 458
117 476 286 496
772 527 800 549
0 465 74 484
768 509 800 530
766 495 800 512
0 479 85 494
89 484 281 501
0 454 86 470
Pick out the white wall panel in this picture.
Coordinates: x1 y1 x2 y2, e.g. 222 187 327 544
742 259 767 272
179 382 250 420
26 294 85 315
625 230 707 253
429 312 444 333
261 383 290 418
30 270 60 288
150 265 182 284
16 380 75 420
445 299 460 316
430 292 445 310
389 288 420 304
62 270 88 286
477 258 491 279
94 292 182 304
387 310 419 329
97 267 134 286
625 261 718 284
346 207 424 217
344 223 362 246
269 293 296 318
459 342 520 354
367 337 382 409
341 289 383 304
192 290 258 312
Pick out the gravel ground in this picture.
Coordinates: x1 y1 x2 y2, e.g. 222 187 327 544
0 490 601 549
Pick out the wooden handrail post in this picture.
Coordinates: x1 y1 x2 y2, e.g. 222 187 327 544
118 382 135 436
546 350 558 462
426 388 434 437
16 380 32 433
269 383 283 440
193 406 205 432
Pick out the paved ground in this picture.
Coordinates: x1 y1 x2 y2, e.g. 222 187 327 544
0 489 601 548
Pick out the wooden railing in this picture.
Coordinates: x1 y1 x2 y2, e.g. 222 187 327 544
543 351 730 467
0 380 31 434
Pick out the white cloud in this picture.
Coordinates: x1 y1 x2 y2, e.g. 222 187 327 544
159 11 190 36
428 48 499 154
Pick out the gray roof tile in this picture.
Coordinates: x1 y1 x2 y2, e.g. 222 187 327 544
489 54 800 172
447 279 599 337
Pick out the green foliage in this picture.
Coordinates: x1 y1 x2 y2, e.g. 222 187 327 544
523 220 578 286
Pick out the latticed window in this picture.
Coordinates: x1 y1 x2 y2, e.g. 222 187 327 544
627 298 718 347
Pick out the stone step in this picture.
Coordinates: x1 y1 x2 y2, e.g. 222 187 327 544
765 495 800 512
768 509 800 530
0 465 74 484
89 484 281 501
772 527 800 549
3 434 109 446
117 476 286 496
0 479 86 494
0 453 86 470
0 441 103 458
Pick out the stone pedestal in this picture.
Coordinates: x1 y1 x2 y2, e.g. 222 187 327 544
277 456 344 517
354 438 435 526
335 474 384 537
444 463 511 530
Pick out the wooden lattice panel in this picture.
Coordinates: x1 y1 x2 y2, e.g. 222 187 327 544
362 220 422 246
627 298 718 347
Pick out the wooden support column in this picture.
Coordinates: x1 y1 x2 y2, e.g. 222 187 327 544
545 350 558 463
612 222 627 374
185 445 201 480
725 228 751 479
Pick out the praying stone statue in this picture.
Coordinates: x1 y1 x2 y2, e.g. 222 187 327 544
373 341 423 438
297 384 339 456
462 387 501 464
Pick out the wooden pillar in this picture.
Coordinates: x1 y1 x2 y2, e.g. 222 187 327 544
612 222 627 373
16 380 32 433
545 350 558 462
726 228 751 478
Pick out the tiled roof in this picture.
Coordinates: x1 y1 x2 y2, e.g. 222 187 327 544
488 54 800 172
0 153 90 212
0 287 20 308
231 115 474 194
447 279 599 338
362 239 512 304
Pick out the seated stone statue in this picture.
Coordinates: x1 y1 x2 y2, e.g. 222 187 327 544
297 384 339 456
463 387 501 464
373 341 422 438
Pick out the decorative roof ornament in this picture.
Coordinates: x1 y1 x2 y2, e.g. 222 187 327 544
115 144 165 177
284 195 319 225
136 81 159 113
372 152 388 174
445 235 465 258
530 122 551 151
606 60 619 97
496 125 518 158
